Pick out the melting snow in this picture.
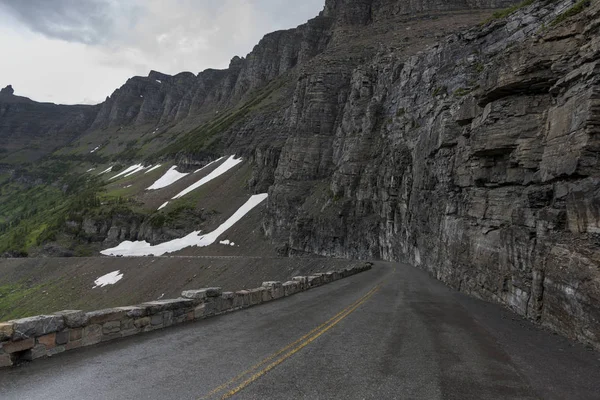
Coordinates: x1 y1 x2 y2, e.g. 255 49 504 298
90 146 100 153
173 155 243 199
86 168 96 173
219 240 236 246
93 271 123 288
101 193 267 256
98 166 114 175
158 202 169 210
145 165 162 174
147 166 189 190
156 80 162 84
194 157 225 173
110 164 144 180
124 165 149 178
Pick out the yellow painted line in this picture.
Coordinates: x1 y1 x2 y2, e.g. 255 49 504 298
221 285 381 399
199 285 380 400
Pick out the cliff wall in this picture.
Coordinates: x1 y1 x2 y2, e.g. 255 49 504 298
264 0 600 348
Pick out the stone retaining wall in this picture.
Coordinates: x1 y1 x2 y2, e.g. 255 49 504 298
0 263 372 367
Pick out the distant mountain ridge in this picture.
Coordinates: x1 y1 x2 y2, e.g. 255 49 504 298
0 0 516 165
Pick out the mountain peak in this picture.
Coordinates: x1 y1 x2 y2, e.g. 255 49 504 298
0 85 14 95
148 70 171 82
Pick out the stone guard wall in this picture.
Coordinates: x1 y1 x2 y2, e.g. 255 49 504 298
0 263 372 368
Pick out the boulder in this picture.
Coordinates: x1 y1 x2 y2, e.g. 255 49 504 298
181 287 223 300
53 310 88 328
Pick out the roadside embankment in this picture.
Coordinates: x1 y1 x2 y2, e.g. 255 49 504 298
0 256 360 321
0 263 372 368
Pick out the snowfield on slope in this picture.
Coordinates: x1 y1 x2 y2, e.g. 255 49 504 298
101 193 267 256
145 165 162 174
173 155 243 199
93 271 123 288
124 165 150 177
98 166 114 175
110 164 145 180
194 156 224 173
147 166 189 190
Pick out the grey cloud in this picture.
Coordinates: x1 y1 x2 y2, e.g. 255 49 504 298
0 0 140 44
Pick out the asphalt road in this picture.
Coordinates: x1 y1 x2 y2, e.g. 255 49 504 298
1 262 599 399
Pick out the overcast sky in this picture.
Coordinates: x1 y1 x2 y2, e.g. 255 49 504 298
0 0 324 105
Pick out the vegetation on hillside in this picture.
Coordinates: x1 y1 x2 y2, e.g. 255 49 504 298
0 75 289 255
0 156 147 255
552 0 591 26
482 0 534 24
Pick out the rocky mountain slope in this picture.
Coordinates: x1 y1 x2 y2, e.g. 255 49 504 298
268 0 600 349
0 85 98 164
1 0 599 349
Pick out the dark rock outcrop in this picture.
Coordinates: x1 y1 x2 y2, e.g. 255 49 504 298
0 88 98 162
260 0 600 349
0 85 14 95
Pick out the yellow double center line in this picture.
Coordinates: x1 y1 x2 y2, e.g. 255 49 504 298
199 284 381 399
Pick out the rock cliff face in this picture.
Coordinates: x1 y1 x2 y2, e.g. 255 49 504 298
0 87 98 162
2 0 599 349
260 0 600 349
323 0 517 22
76 15 334 134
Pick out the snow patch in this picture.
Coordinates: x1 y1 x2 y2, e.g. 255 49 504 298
158 201 169 210
156 80 162 84
124 165 149 178
101 194 267 256
194 157 225 174
86 168 96 173
90 146 100 153
93 271 123 288
219 240 236 246
124 185 133 188
98 166 114 175
145 165 162 174
110 164 144 180
147 166 189 190
173 155 243 199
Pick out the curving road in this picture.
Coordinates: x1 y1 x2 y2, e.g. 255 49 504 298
1 262 599 399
